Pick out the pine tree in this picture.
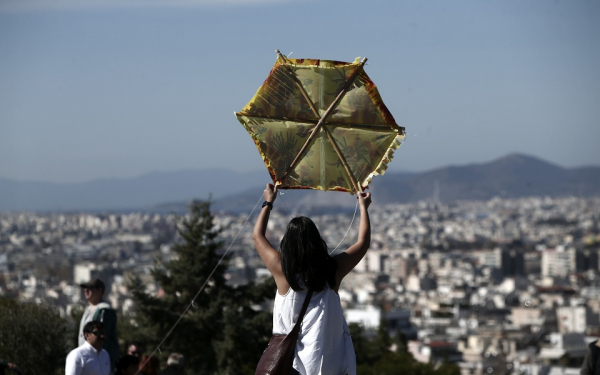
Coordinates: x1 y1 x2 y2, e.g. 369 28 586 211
352 320 461 375
0 298 69 374
128 200 274 374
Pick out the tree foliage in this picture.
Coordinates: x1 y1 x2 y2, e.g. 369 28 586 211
128 200 274 374
69 305 84 349
0 298 69 374
350 323 461 375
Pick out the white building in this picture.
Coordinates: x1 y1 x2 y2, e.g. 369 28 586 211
556 306 587 333
541 247 576 277
345 305 381 329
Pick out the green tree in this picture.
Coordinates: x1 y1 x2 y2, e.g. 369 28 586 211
370 351 422 375
69 305 84 349
350 322 385 369
352 321 461 375
395 331 408 353
0 298 69 374
432 361 461 375
376 312 392 353
116 310 139 354
128 200 274 374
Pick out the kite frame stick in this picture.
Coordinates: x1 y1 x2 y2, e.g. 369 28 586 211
276 50 321 120
233 116 399 133
322 126 363 194
276 50 367 193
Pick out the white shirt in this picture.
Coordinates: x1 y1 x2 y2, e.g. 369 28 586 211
273 287 356 375
65 341 111 375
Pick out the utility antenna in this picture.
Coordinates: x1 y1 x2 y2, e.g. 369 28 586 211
433 179 440 206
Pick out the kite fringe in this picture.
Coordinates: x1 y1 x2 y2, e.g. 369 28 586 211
236 54 406 194
362 132 405 187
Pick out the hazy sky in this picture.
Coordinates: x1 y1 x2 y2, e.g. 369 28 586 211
1 0 599 183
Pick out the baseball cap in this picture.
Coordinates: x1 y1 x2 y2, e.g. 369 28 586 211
79 278 105 289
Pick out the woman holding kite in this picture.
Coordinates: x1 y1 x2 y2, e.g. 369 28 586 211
253 183 372 375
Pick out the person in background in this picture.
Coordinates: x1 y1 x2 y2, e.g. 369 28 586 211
581 339 600 375
0 360 20 375
78 278 119 371
65 321 111 375
126 342 145 358
138 355 160 375
253 183 372 375
115 355 140 375
159 353 185 375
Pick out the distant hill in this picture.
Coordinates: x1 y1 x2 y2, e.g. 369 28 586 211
369 153 600 204
0 169 269 212
1 154 598 212
212 154 600 213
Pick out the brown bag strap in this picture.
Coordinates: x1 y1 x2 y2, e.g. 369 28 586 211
290 290 313 335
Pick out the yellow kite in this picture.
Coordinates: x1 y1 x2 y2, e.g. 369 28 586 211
236 51 405 194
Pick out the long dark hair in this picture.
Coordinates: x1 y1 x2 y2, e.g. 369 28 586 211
280 216 337 292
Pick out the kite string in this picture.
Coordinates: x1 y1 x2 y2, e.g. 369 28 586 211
255 66 320 107
255 70 298 105
329 199 359 255
134 193 264 375
276 190 295 221
135 189 357 372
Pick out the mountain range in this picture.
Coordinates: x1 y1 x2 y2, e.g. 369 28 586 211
1 153 598 213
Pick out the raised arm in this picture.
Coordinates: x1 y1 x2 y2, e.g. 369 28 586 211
333 192 372 289
252 183 289 294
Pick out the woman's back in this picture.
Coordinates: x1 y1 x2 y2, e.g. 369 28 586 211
252 184 371 375
273 287 355 375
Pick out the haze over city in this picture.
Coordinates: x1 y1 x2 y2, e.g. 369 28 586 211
1 0 599 184
2 3 600 373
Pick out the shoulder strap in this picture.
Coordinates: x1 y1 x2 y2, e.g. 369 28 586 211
92 306 101 321
91 302 112 322
289 290 313 334
298 290 313 321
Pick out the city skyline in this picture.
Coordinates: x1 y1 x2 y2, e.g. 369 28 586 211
1 0 599 183
2 194 598 373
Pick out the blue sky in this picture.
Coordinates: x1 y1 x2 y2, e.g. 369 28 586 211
1 0 599 183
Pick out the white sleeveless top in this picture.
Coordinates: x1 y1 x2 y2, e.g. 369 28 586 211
273 287 356 375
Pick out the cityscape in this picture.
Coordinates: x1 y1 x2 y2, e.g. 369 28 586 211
1 194 599 374
2 1 598 373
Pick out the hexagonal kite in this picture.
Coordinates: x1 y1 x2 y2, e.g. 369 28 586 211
235 51 405 194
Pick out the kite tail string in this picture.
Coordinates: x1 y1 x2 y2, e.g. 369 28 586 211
136 190 356 372
276 190 295 220
134 193 264 375
329 199 359 255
